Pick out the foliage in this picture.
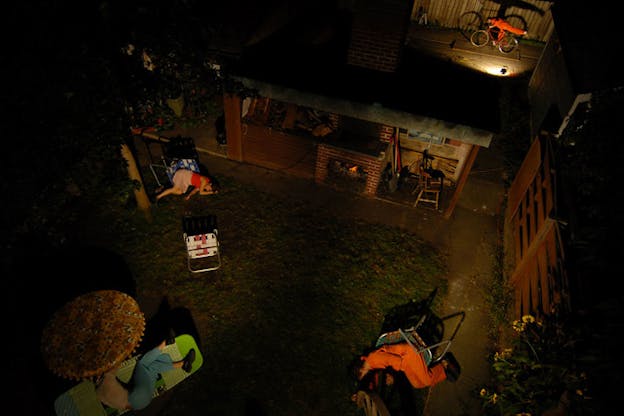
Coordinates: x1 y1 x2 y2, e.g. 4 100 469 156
483 241 513 339
119 41 222 130
554 87 623 289
480 86 623 416
6 3 136 250
478 314 593 415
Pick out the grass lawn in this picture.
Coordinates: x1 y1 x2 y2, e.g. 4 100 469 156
94 173 449 416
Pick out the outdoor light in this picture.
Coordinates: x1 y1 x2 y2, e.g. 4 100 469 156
480 64 511 77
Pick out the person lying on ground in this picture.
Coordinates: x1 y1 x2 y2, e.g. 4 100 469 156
96 340 196 411
354 342 460 390
156 169 219 201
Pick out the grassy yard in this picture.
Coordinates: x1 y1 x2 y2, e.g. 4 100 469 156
97 174 449 416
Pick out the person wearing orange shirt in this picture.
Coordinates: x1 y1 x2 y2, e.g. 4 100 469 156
488 17 527 42
356 343 460 389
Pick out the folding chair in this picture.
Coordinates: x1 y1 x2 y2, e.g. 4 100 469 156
353 289 464 415
143 135 201 188
413 167 444 210
54 334 203 416
182 215 221 273
375 288 465 365
411 150 445 210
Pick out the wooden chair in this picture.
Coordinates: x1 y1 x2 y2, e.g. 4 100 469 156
413 168 444 210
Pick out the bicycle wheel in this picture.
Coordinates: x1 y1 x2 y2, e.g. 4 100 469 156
470 29 489 47
355 390 391 416
498 34 518 53
503 14 528 33
457 11 483 41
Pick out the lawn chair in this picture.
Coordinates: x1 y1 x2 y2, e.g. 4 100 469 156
354 288 465 416
183 215 221 273
142 135 201 188
375 287 464 366
54 334 203 416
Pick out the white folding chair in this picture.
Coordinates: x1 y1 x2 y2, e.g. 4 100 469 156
182 215 221 273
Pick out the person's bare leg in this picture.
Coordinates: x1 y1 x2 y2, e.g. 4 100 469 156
156 187 182 201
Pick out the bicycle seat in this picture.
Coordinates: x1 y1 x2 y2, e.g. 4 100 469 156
424 168 445 179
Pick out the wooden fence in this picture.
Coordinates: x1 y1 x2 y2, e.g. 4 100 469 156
504 134 570 318
411 0 554 43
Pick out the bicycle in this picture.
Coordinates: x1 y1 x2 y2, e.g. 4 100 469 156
458 11 527 54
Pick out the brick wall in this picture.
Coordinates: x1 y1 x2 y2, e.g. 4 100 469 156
347 0 412 72
379 124 395 142
315 143 384 197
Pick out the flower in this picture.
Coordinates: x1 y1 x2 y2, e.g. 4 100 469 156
122 43 135 56
142 50 155 72
494 348 512 361
478 314 593 415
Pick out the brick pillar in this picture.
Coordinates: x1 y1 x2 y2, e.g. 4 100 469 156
347 0 412 72
315 144 330 185
364 158 384 196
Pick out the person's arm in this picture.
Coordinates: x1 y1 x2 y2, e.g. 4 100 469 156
360 346 404 378
185 186 200 200
199 177 217 195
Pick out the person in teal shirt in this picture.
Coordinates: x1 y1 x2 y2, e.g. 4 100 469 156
127 340 196 410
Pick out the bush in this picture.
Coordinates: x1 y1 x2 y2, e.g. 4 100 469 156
478 314 593 415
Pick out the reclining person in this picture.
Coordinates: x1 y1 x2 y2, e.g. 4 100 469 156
156 169 220 202
355 342 460 389
96 340 196 411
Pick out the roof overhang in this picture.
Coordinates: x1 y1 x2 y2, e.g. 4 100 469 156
233 76 494 148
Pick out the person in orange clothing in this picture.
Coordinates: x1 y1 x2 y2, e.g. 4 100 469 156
356 343 460 389
487 17 527 42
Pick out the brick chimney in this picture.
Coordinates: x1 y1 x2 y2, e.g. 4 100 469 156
346 0 412 72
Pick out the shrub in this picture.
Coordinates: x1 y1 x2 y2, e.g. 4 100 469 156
478 314 593 415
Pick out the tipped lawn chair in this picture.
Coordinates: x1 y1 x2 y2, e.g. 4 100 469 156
183 215 221 273
142 135 201 188
374 288 464 366
354 288 465 416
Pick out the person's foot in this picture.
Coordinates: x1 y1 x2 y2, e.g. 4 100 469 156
182 349 196 373
441 352 460 382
